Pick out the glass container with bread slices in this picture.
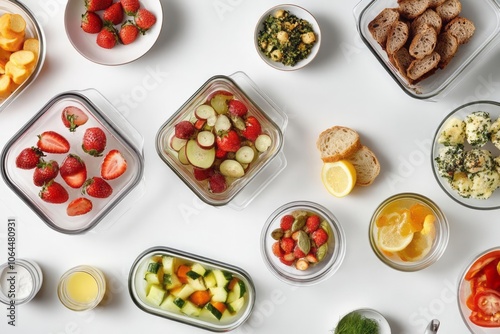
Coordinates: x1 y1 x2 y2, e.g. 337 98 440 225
353 0 500 100
0 89 145 234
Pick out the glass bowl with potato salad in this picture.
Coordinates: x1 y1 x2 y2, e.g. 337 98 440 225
432 101 500 209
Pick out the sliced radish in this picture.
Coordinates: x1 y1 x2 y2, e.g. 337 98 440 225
178 145 190 165
207 114 217 127
235 146 255 164
255 134 272 152
195 105 216 120
214 115 231 133
170 136 187 151
185 139 215 169
197 131 215 148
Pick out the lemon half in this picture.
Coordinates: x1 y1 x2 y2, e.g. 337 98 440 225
321 160 357 198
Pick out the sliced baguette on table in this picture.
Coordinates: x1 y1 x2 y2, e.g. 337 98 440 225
316 126 361 163
347 146 381 186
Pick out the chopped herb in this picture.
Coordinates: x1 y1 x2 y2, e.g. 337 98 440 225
334 312 379 334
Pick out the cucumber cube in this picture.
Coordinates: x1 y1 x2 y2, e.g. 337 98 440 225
164 272 182 290
187 276 207 291
209 286 228 303
162 256 175 274
191 263 206 276
204 271 217 288
173 297 185 309
160 294 178 312
146 284 166 306
145 272 161 285
171 284 195 300
213 269 229 288
181 300 201 317
228 297 245 314
206 303 223 320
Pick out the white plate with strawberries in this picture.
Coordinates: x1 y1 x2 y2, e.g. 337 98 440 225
64 0 163 65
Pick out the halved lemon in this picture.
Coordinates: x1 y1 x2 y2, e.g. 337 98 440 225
398 214 436 262
321 160 357 198
376 210 414 252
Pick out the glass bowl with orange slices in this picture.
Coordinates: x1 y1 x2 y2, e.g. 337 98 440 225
369 193 449 271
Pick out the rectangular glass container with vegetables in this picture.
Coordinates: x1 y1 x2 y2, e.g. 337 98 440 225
0 89 145 234
128 246 255 332
155 72 287 209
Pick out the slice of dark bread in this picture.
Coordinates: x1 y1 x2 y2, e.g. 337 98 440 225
398 0 430 19
428 0 447 7
386 21 410 55
435 31 459 68
411 9 442 35
390 47 414 81
436 0 461 22
368 8 400 47
407 51 440 80
409 25 438 59
445 16 475 44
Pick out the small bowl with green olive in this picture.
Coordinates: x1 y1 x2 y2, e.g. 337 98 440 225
254 4 321 71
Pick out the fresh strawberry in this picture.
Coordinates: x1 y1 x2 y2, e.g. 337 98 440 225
216 130 240 152
215 147 227 159
60 154 87 188
311 228 328 247
208 173 226 193
134 8 156 32
61 106 89 132
241 116 262 141
305 214 321 233
193 167 214 181
280 237 295 253
103 2 124 25
82 127 107 157
37 131 70 154
39 181 69 204
96 26 118 49
67 197 93 216
280 214 294 230
101 149 127 180
85 0 113 12
272 241 283 258
119 20 139 45
279 256 294 266
15 147 44 169
33 160 59 187
120 0 140 16
83 177 113 198
174 120 195 139
228 100 248 117
293 245 306 259
81 11 102 34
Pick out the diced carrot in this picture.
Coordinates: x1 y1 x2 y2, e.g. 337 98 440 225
177 264 191 284
189 290 211 307
228 277 239 291
211 301 226 314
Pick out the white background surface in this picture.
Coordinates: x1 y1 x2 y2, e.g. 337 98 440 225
1 0 500 333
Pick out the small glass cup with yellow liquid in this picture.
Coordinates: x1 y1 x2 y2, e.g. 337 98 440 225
57 265 106 311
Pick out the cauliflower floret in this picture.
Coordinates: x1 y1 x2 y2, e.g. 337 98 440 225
435 145 464 179
274 9 285 19
490 117 500 150
270 49 283 61
301 31 316 44
438 117 465 146
277 31 289 44
451 172 472 198
463 149 493 174
469 170 500 199
465 111 490 147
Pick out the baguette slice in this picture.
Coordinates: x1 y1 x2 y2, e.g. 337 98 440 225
347 146 380 186
407 51 440 80
445 16 475 44
398 0 430 19
409 25 438 59
386 21 409 55
436 0 461 22
411 9 442 35
390 47 414 82
317 126 362 163
435 31 458 68
368 8 400 47
429 0 447 7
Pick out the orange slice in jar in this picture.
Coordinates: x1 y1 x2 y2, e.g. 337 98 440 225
409 203 433 232
398 214 436 262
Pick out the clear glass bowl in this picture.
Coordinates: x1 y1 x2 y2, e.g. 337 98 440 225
457 247 500 332
432 100 500 210
0 259 42 305
353 0 500 100
155 72 287 209
0 0 46 112
57 265 106 311
261 201 346 286
128 246 255 332
0 89 145 234
369 193 449 271
334 308 391 334
254 4 321 71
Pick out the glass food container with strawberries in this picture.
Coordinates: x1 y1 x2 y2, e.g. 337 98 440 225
156 72 287 209
0 89 145 234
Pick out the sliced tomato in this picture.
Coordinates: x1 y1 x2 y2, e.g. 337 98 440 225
466 250 500 281
470 310 500 327
473 289 500 316
484 259 500 290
